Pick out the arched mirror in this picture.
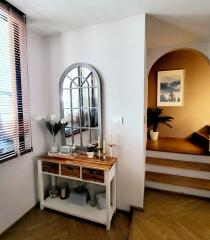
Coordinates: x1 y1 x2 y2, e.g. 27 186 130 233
59 63 102 149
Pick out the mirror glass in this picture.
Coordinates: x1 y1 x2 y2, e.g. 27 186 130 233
60 63 102 149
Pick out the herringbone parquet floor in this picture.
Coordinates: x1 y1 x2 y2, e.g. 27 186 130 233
129 189 210 240
3 190 210 240
0 208 130 240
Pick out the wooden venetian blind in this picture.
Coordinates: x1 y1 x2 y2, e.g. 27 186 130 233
0 2 32 162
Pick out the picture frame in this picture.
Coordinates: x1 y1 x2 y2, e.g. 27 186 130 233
157 69 185 107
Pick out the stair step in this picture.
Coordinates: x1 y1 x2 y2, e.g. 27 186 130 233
145 172 210 190
146 157 210 171
147 137 206 155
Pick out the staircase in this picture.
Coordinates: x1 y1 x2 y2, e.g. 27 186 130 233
145 152 210 198
191 125 210 152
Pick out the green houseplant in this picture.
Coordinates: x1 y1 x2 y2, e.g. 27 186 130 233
87 143 98 158
147 107 173 140
42 115 67 153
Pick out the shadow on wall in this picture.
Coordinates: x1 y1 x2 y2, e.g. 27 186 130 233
148 49 210 138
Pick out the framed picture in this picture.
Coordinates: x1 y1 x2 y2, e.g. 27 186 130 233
157 69 185 107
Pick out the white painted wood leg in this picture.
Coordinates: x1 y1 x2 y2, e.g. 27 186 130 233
106 172 111 231
112 174 117 213
37 160 44 210
52 175 56 187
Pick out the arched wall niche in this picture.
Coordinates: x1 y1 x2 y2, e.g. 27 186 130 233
147 47 210 72
148 48 210 138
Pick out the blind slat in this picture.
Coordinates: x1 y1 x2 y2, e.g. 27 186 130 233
0 2 32 162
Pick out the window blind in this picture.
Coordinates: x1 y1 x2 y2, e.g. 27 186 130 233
0 2 32 162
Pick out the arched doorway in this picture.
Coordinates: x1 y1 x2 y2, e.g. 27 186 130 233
148 49 210 139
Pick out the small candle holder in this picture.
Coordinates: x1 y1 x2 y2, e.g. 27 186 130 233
102 153 106 160
108 144 113 158
97 146 102 158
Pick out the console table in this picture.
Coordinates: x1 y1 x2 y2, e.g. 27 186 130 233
37 154 117 230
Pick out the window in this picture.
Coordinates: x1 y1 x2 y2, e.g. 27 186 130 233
0 1 32 163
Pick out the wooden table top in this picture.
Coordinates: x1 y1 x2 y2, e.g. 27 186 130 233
38 154 117 171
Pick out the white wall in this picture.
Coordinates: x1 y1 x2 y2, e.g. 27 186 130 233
146 14 210 70
0 30 50 234
147 40 210 73
44 14 146 210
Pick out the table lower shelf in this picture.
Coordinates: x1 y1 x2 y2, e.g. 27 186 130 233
43 197 114 225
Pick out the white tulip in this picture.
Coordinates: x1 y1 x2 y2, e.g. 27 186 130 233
50 114 56 121
61 118 66 124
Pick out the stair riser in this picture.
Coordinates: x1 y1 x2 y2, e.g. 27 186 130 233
146 172 210 190
147 150 210 164
146 165 210 180
146 157 210 171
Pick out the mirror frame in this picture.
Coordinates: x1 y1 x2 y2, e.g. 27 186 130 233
59 63 102 149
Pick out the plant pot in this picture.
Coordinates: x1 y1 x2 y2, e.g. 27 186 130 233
87 152 94 158
150 130 159 141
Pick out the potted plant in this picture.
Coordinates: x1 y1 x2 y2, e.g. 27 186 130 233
87 143 98 158
147 108 173 140
41 115 67 153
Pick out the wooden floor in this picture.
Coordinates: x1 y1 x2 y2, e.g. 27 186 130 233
129 189 210 240
147 137 207 155
0 208 130 240
3 190 210 240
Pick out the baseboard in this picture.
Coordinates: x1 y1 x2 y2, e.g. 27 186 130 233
130 205 144 212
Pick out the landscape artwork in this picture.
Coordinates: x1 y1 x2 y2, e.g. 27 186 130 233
157 69 185 106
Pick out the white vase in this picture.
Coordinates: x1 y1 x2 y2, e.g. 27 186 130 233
51 145 58 153
51 134 58 153
150 130 159 141
87 152 94 158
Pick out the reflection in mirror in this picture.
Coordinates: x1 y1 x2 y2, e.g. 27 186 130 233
60 63 102 149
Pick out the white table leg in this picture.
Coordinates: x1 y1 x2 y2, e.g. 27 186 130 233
37 160 44 210
106 172 111 230
52 175 56 187
112 174 117 213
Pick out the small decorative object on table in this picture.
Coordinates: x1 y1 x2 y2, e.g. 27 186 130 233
59 145 71 155
41 115 67 153
49 186 59 199
102 139 106 160
108 134 113 158
69 185 88 206
96 192 106 210
97 135 101 158
59 183 69 200
86 183 105 206
87 143 98 158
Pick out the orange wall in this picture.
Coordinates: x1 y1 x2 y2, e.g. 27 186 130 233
148 50 210 138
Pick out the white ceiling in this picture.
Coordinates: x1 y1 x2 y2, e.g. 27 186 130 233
147 16 209 48
7 0 210 46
